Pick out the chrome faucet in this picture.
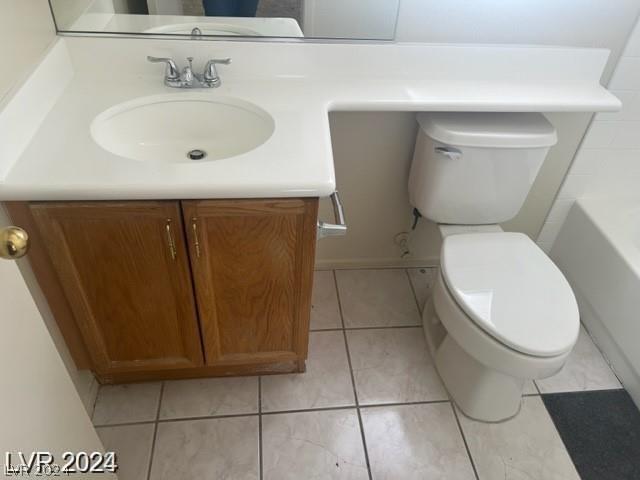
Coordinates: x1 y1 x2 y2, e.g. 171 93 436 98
147 55 231 88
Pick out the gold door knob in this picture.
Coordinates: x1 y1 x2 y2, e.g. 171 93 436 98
0 226 29 260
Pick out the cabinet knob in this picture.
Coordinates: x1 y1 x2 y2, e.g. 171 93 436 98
0 226 30 260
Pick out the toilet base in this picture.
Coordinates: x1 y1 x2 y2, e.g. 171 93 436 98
435 334 525 422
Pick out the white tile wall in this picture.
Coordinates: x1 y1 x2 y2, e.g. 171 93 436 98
538 16 640 252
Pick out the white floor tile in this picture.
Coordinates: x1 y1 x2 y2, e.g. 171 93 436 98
150 417 259 480
262 409 368 480
159 377 258 420
458 396 580 480
311 270 342 330
96 424 154 480
347 328 447 405
362 403 475 480
536 326 621 394
336 269 421 328
407 267 436 313
261 331 355 412
92 382 162 425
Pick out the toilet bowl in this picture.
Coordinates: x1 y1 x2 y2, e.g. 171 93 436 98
408 112 580 421
425 230 579 421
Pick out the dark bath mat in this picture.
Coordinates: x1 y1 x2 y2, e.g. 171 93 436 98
543 389 640 480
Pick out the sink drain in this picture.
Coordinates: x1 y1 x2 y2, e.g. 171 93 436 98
187 149 207 160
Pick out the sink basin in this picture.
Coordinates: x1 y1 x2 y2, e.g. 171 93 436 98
90 95 275 163
145 22 261 36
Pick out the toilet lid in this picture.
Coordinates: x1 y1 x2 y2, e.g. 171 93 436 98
440 232 579 357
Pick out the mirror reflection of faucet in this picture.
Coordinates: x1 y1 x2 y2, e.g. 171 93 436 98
146 55 232 88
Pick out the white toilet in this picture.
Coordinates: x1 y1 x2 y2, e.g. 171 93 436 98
409 112 580 422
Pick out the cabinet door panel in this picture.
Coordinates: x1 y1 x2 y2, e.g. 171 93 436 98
183 198 318 367
30 202 203 375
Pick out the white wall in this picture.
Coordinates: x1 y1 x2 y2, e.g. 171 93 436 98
319 2 640 268
0 0 56 102
0 0 99 413
395 0 638 79
538 16 640 252
302 0 399 39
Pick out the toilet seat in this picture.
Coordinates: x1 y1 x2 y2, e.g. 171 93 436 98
440 232 579 357
433 271 573 380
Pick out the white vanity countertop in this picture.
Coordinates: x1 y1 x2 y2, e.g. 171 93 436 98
0 36 620 200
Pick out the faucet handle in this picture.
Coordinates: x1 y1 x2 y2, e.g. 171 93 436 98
207 57 232 66
147 56 180 81
203 58 232 82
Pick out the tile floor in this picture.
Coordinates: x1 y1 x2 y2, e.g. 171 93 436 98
92 268 624 480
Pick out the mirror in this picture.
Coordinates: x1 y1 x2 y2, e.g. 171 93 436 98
49 0 401 40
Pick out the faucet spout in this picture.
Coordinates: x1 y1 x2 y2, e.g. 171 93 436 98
181 57 195 86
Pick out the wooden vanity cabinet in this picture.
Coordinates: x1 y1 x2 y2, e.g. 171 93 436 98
26 202 204 378
6 198 318 384
183 199 318 370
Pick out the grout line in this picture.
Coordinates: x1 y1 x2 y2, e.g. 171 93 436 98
580 321 624 387
89 378 100 419
157 412 260 423
309 327 344 332
262 405 355 416
334 270 373 480
359 399 451 409
320 265 437 272
344 324 422 331
534 381 543 395
97 400 459 426
451 403 480 480
333 270 346 332
343 323 374 480
145 381 165 480
155 383 164 421
333 269 346 332
258 376 263 480
405 268 425 315
93 420 157 429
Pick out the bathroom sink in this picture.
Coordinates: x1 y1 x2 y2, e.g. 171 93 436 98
90 95 275 163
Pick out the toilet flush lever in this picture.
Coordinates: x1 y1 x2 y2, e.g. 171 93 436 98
435 146 462 160
317 192 347 239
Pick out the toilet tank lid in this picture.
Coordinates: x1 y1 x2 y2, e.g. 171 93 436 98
416 112 557 148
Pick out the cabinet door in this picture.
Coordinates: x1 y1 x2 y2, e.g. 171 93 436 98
30 202 203 376
183 199 318 368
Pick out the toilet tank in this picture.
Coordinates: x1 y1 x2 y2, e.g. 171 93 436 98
408 112 557 225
